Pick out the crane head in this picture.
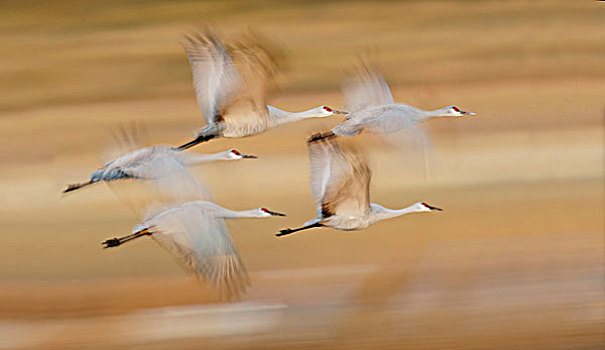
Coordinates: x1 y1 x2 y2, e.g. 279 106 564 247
317 106 348 117
260 207 287 217
229 149 258 159
439 106 475 117
90 170 103 182
416 202 443 212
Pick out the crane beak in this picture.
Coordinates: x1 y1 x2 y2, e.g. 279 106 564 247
460 110 475 116
426 204 443 211
267 210 286 217
332 109 348 115
241 154 258 159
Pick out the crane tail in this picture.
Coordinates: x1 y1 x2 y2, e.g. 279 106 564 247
176 134 217 151
62 180 95 193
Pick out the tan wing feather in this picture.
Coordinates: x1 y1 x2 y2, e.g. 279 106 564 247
343 61 395 113
308 138 371 217
218 33 281 130
183 28 243 125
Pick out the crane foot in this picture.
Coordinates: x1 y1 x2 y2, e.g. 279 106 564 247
276 229 292 237
102 238 121 248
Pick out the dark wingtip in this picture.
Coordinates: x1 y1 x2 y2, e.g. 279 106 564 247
307 132 336 143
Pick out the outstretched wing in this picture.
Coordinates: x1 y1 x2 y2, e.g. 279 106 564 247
217 32 281 127
229 33 280 113
102 123 149 163
183 29 244 125
308 138 371 217
106 147 210 216
343 62 394 113
145 202 249 298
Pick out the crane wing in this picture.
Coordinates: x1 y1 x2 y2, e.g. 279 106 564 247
343 105 440 179
106 147 210 216
183 29 244 126
353 105 429 134
308 138 371 217
343 63 394 113
102 123 148 163
144 202 249 298
217 33 280 127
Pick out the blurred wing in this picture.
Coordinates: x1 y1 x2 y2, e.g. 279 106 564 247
107 149 210 217
101 123 149 165
147 204 248 298
125 152 209 199
308 138 371 217
183 29 244 125
343 63 394 113
219 34 280 126
350 105 425 135
308 137 332 205
230 34 279 112
383 123 442 180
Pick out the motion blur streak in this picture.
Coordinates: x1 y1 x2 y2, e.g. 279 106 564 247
1 0 603 349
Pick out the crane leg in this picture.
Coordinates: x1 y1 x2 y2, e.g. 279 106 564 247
62 180 96 193
176 133 217 151
102 228 151 248
276 222 323 237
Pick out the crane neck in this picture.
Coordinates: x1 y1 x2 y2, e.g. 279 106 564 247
423 107 455 118
220 208 265 219
177 150 233 166
370 203 421 222
267 105 325 126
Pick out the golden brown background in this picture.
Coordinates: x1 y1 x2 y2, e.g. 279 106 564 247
0 1 603 349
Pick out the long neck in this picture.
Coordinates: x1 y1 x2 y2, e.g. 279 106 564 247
421 107 451 119
267 105 323 126
220 208 264 219
370 203 420 222
177 151 232 166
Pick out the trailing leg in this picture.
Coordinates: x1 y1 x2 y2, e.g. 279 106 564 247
276 222 323 237
102 228 152 248
176 131 219 151
63 180 96 193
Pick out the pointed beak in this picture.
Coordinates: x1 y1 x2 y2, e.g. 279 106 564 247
241 154 258 159
267 210 286 217
332 109 348 115
425 204 443 211
460 110 475 116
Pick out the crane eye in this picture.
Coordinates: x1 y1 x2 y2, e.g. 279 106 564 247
421 202 428 207
452 106 459 112
231 149 241 155
323 106 332 112
261 208 269 213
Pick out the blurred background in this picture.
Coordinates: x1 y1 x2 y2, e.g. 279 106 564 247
0 1 603 349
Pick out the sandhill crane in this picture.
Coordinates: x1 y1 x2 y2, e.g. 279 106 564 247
276 136 442 237
176 30 346 150
102 200 286 298
63 146 256 193
311 63 474 141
